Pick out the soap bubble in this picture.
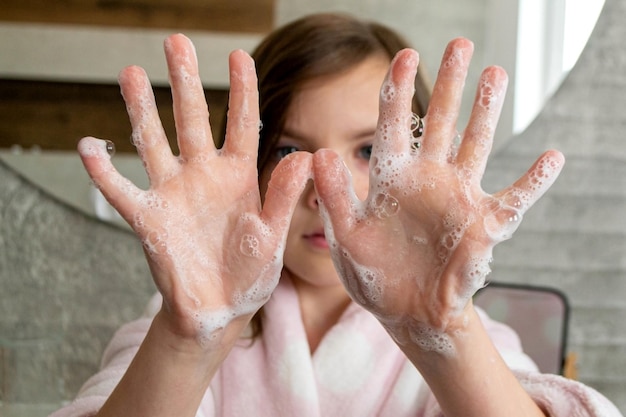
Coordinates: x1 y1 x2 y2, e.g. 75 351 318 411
240 234 261 258
371 193 400 219
410 113 424 138
105 140 116 156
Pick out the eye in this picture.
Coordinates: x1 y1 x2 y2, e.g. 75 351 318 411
358 144 373 160
274 145 300 160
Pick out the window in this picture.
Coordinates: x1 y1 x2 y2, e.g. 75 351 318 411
513 0 605 134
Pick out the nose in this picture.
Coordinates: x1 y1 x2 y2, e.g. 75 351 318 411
304 180 319 210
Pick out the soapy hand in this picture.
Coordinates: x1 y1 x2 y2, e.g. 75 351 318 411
77 34 311 347
312 38 564 351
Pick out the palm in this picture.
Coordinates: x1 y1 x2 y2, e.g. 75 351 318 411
130 156 272 311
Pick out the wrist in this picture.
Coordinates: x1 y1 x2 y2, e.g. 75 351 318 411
385 306 545 417
151 306 253 360
95 310 244 417
396 305 491 370
377 300 474 357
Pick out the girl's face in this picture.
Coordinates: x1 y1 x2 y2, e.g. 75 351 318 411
260 55 390 291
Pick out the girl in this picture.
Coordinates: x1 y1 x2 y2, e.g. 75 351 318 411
52 13 621 417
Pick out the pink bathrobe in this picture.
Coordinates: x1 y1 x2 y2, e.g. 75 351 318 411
51 276 622 417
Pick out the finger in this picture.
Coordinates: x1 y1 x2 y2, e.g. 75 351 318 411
221 50 261 160
77 137 144 223
119 66 178 185
261 151 312 235
422 38 474 160
455 66 508 184
164 34 214 160
494 150 565 214
375 48 419 158
312 149 360 238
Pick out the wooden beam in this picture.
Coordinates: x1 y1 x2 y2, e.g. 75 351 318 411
0 0 275 34
0 79 228 153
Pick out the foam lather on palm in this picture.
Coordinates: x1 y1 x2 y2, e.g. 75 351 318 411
312 39 564 354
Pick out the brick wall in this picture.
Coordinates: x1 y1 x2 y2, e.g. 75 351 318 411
483 0 626 410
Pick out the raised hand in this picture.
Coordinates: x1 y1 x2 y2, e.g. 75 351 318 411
312 38 564 352
77 34 311 347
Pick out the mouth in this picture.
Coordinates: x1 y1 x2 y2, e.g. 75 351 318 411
304 229 329 249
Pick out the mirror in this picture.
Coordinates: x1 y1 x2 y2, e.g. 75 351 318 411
0 0 606 226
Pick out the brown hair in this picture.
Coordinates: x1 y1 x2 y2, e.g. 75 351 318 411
223 13 432 339
220 12 431 174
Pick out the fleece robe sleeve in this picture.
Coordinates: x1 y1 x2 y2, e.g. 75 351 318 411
48 294 217 417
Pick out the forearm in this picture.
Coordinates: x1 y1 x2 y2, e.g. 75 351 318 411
387 306 547 417
95 309 247 417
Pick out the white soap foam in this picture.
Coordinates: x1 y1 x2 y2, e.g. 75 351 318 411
150 209 283 347
191 247 282 347
77 137 110 159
